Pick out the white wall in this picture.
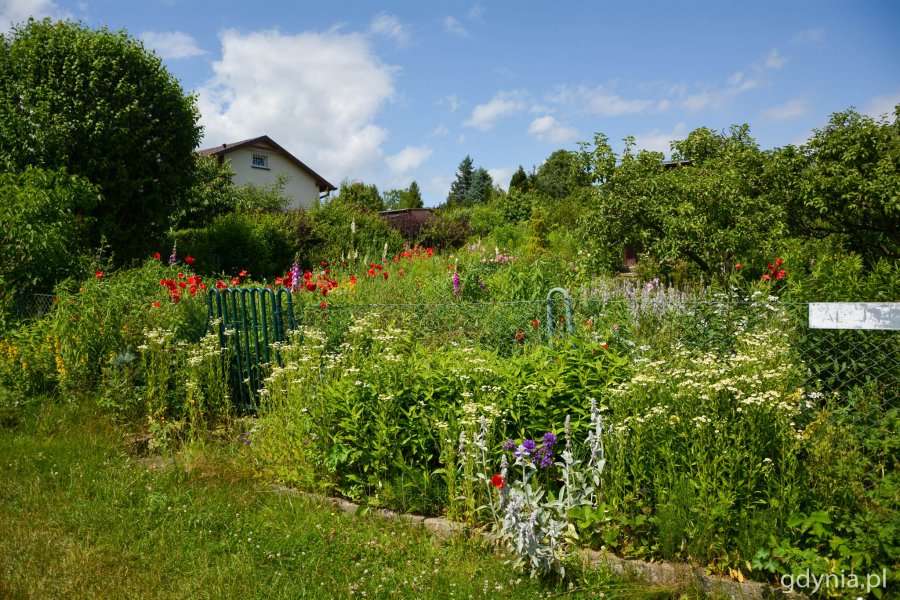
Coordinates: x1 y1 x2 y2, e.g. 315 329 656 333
226 146 320 210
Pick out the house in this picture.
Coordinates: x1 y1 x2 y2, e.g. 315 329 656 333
198 135 336 210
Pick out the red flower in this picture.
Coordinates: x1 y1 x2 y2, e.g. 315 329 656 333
398 269 404 276
178 281 187 289
776 257 783 267
349 275 358 284
531 319 539 329
239 270 248 277
383 272 389 280
216 280 227 289
185 255 196 264
306 281 317 292
734 263 742 270
767 263 775 271
178 272 185 279
321 261 328 266
153 252 161 260
776 269 786 279
200 283 207 291
490 475 505 489
274 277 283 285
600 342 609 350
189 284 198 295
95 270 104 278
231 276 240 285
366 269 377 276
152 301 161 308
762 274 771 281
320 301 327 308
514 329 525 343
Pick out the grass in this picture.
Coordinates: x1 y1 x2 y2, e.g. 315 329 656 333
0 396 707 599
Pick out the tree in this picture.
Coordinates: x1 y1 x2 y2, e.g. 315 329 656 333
533 150 591 200
406 180 424 208
578 126 782 277
0 19 202 260
336 179 383 213
767 106 900 261
509 165 530 193
466 167 493 206
447 155 474 206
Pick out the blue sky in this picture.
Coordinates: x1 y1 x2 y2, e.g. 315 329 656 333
3 1 899 205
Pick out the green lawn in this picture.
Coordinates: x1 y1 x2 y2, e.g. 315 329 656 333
0 398 700 599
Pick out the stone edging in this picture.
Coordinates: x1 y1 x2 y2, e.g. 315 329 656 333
272 485 798 599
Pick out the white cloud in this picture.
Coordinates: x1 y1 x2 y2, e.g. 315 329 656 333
424 175 450 206
548 84 653 117
632 122 687 157
760 97 809 121
198 28 396 184
792 28 825 45
463 91 528 130
431 124 449 136
443 16 468 37
863 90 900 119
468 4 485 21
764 48 786 70
140 31 206 59
368 13 409 46
527 115 579 143
1 0 63 32
385 145 433 174
442 95 464 112
487 167 515 191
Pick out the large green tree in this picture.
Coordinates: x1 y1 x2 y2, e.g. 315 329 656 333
0 18 201 260
337 179 383 213
447 155 474 206
767 106 900 261
579 126 782 277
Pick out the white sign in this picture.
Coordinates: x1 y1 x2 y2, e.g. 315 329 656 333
809 303 900 330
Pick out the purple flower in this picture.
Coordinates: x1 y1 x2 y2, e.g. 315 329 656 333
290 261 302 292
477 278 487 292
503 439 517 451
514 439 536 459
542 432 557 446
537 446 554 468
522 439 536 452
452 269 461 295
167 243 178 266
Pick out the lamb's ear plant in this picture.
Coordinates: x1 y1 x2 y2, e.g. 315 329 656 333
474 398 610 578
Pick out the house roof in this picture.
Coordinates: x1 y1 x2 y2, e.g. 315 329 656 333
198 135 336 192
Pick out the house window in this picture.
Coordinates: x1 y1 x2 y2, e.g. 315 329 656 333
251 153 269 169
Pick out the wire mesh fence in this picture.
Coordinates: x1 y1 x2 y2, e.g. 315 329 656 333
14 291 56 320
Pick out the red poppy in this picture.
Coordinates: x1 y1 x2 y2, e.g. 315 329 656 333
349 275 358 284
320 301 327 308
776 269 786 279
398 269 404 276
274 277 283 285
321 261 328 266
153 252 161 260
531 319 539 329
383 272 389 280
95 270 104 278
776 257 783 267
306 281 317 292
178 281 187 289
514 329 525 343
216 280 227 289
185 256 196 264
762 274 771 281
734 263 742 270
239 270 248 277
200 283 207 291
152 301 161 308
600 342 609 350
767 263 775 271
189 285 198 295
490 475 505 489
178 272 185 279
231 276 240 285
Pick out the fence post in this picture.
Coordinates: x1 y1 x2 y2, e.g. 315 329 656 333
546 287 574 338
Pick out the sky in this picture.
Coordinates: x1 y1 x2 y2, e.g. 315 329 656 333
2 1 899 206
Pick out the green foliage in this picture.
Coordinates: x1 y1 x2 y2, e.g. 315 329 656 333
768 106 900 262
0 167 99 319
383 181 425 210
406 180 424 208
419 207 473 250
173 212 295 279
509 165 531 193
336 179 383 213
309 199 403 264
447 155 474 206
533 149 591 200
578 126 783 279
0 18 201 260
